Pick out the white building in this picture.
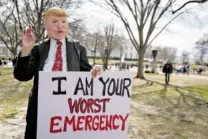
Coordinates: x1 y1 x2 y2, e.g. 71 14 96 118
86 39 138 60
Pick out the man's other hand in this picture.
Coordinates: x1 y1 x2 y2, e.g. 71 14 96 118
90 66 103 78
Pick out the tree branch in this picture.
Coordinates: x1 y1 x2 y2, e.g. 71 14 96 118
143 2 154 26
106 0 139 51
172 0 208 14
147 11 184 48
123 0 140 31
14 0 23 31
0 19 13 47
0 35 13 53
155 0 172 24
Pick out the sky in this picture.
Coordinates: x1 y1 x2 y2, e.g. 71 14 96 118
73 0 208 57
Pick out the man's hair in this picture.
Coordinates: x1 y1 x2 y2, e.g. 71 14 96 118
43 7 68 18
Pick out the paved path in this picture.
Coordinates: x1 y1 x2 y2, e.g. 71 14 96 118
0 106 26 139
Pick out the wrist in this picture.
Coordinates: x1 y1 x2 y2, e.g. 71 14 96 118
21 50 31 57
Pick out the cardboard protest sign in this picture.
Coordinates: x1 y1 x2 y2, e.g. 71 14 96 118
37 71 132 139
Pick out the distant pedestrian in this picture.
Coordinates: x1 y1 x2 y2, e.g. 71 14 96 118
162 59 173 85
127 64 129 70
185 62 190 75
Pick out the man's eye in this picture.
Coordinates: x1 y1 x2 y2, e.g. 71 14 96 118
62 21 66 23
53 21 57 23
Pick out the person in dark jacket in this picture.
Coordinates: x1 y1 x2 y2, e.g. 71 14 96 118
162 59 173 85
13 7 102 139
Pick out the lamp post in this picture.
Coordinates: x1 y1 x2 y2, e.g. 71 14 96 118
93 39 99 66
119 45 124 70
152 50 158 61
104 44 108 70
151 50 158 73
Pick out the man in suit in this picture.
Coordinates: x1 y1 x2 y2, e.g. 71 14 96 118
13 7 102 139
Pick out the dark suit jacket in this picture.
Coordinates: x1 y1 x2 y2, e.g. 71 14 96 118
13 38 92 138
162 63 173 74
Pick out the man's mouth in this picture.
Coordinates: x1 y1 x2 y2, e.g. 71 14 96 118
58 31 63 33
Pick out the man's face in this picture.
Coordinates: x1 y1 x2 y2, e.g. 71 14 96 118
45 16 68 40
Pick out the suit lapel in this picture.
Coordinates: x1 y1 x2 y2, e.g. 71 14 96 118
39 39 50 71
38 38 75 71
66 38 73 71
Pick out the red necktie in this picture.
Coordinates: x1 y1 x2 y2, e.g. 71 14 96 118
52 40 63 71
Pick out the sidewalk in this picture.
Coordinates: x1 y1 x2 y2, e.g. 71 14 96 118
0 105 27 139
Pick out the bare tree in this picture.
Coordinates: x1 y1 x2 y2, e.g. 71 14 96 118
69 20 88 42
103 23 114 70
98 23 122 70
96 0 208 79
195 33 208 65
157 46 177 62
0 5 22 57
84 27 103 66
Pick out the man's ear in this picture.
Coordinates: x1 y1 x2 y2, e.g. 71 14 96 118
43 18 47 29
44 22 47 29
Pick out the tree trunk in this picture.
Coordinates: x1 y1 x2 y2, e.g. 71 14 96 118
12 51 17 58
11 47 17 58
102 58 106 71
200 56 203 65
93 47 96 66
135 50 145 79
106 58 109 69
103 58 109 71
93 55 96 66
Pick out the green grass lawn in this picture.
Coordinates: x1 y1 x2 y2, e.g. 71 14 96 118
88 58 106 64
88 58 207 70
129 73 208 138
88 58 156 66
190 64 207 69
0 67 32 121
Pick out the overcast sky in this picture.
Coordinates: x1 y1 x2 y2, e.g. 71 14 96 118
73 1 208 56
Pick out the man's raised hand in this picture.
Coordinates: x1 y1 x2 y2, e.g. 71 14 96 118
21 28 35 56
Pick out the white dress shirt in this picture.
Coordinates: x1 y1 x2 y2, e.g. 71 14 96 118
43 38 67 72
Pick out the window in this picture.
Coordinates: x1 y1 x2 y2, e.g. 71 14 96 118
130 53 132 59
125 53 127 58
